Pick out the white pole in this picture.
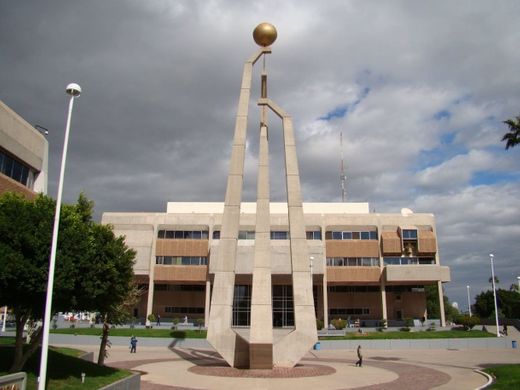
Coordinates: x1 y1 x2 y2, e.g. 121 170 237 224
466 285 472 317
517 276 520 293
2 306 7 332
489 254 500 337
38 84 81 390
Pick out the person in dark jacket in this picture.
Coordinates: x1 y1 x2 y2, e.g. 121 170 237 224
130 336 138 353
355 345 363 367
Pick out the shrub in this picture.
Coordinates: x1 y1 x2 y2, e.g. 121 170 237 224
454 314 480 331
147 313 156 323
404 318 414 328
316 319 324 330
399 327 411 332
331 319 347 330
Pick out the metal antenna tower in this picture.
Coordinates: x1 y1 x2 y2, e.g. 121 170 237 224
340 131 347 202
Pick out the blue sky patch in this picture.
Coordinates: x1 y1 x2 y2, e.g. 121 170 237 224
434 109 451 121
319 105 348 121
471 171 520 186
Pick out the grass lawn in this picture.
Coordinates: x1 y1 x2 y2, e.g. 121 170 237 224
485 364 520 389
319 330 493 340
0 344 132 390
51 327 207 338
0 336 15 345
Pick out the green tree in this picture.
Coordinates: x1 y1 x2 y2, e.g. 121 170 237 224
0 192 136 371
425 284 459 322
85 223 137 365
502 115 520 149
0 193 91 372
474 289 520 319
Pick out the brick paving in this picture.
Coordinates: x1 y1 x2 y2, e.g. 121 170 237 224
107 348 451 389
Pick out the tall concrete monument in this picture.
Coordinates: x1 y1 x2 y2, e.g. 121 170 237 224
207 23 317 369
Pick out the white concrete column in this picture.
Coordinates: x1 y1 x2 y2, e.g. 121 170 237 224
145 224 158 326
204 280 211 328
381 281 388 325
322 274 328 328
438 281 446 327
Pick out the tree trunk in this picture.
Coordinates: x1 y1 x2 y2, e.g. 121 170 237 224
97 320 110 365
9 312 27 373
9 313 43 373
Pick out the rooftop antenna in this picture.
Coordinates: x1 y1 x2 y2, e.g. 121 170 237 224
340 131 347 202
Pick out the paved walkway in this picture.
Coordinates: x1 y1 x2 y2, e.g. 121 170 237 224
53 340 519 390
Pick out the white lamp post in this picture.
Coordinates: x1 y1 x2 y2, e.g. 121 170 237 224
516 276 520 293
38 83 81 390
489 254 500 337
1 306 7 332
466 285 472 317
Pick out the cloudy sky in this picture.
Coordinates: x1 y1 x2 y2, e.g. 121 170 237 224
1 0 519 309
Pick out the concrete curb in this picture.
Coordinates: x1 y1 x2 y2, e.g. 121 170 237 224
473 369 493 389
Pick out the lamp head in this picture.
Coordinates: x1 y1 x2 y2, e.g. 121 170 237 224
66 83 82 97
490 253 494 259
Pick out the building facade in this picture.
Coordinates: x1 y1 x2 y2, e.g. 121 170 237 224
0 100 48 198
102 201 450 329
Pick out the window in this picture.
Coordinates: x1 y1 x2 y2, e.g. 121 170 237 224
306 231 322 240
157 230 209 239
156 256 208 265
0 150 34 188
326 230 378 240
154 284 205 292
232 285 251 326
272 285 294 327
326 257 379 267
212 230 220 239
271 231 289 240
386 285 424 293
402 229 418 240
383 257 434 266
238 230 255 240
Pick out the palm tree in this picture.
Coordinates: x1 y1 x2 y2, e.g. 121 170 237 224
502 115 520 149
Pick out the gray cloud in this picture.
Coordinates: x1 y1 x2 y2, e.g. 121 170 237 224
1 0 520 308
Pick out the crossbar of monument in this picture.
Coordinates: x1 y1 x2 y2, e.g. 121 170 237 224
207 23 317 369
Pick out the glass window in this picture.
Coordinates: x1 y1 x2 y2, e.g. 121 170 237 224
165 231 175 239
361 232 370 240
332 231 342 240
201 231 209 239
306 231 322 240
342 232 352 240
271 231 289 240
212 230 220 239
191 231 201 239
370 231 378 240
402 229 418 239
352 232 360 240
158 230 166 238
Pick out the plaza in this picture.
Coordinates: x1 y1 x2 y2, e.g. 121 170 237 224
49 328 519 389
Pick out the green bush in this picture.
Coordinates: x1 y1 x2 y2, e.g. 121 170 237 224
316 319 324 330
147 313 156 323
454 314 480 330
399 327 411 332
331 319 347 330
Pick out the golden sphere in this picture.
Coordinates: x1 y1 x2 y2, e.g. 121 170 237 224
253 23 277 47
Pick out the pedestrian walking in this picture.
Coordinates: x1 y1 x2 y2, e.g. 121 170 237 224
355 345 363 367
156 314 161 326
130 335 138 353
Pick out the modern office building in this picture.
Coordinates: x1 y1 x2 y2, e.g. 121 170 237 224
102 201 451 329
0 100 48 198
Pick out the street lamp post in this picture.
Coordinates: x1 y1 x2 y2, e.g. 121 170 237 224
489 254 500 337
38 83 81 390
466 285 472 317
517 276 520 293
